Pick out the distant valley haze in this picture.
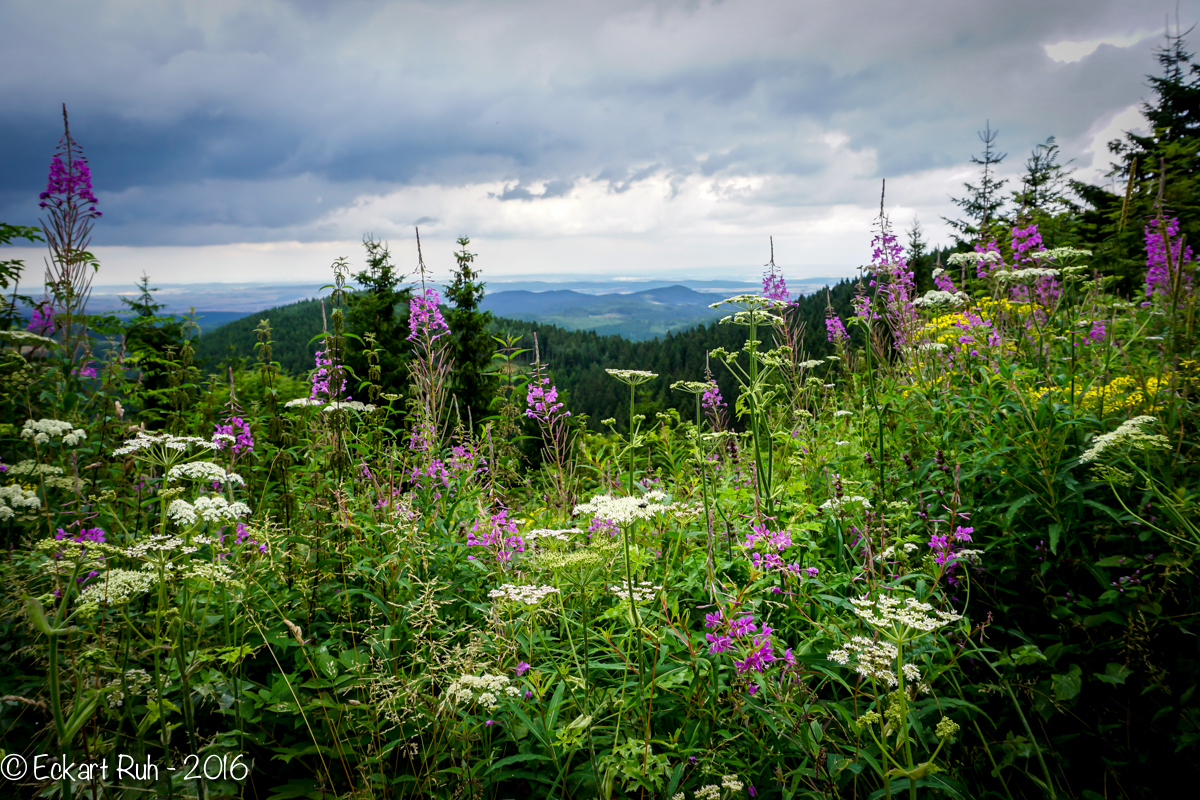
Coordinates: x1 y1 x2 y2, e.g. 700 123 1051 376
69 275 844 341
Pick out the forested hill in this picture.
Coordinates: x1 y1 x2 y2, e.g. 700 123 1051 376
193 278 861 428
194 295 328 376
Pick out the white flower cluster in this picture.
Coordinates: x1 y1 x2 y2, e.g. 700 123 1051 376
996 267 1059 283
718 309 785 327
1080 416 1170 464
1032 247 1092 262
695 785 722 800
721 774 745 792
828 636 900 687
833 410 854 418
167 500 198 526
879 542 920 559
113 431 216 457
186 562 245 589
443 673 520 709
850 595 963 633
284 397 322 408
124 534 195 559
1 330 56 345
819 495 872 511
22 419 87 446
166 461 245 486
915 342 949 353
798 359 825 369
914 290 970 308
604 368 659 385
168 496 250 527
523 528 580 543
573 492 672 526
7 460 62 476
324 401 377 413
947 251 1002 266
79 569 157 604
6 463 77 491
488 583 560 606
1 484 42 519
106 668 156 709
609 580 660 603
197 496 251 522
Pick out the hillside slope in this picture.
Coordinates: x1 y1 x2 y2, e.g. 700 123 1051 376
194 279 862 429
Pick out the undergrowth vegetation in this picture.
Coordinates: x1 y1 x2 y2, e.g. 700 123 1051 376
3 39 1200 800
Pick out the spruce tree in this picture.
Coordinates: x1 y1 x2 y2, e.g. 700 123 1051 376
1075 23 1200 292
119 274 187 424
444 237 496 427
945 121 1008 243
346 235 411 395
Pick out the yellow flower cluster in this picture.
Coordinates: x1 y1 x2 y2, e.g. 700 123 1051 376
1033 375 1165 413
918 296 1035 347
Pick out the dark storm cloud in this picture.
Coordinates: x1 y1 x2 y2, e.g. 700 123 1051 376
0 0 1184 245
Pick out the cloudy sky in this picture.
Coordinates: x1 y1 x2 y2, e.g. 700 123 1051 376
0 0 1184 286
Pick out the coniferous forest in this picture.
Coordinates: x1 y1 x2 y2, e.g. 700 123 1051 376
1 25 1200 800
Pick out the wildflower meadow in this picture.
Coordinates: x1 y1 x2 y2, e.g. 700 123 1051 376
2 47 1200 800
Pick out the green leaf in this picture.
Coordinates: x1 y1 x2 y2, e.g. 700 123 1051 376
1048 522 1062 555
1083 611 1124 628
1004 494 1038 527
314 651 338 679
1094 662 1133 685
1052 664 1082 701
62 690 102 742
486 753 553 774
25 597 54 636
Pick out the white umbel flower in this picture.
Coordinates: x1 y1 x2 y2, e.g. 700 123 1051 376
1 484 42 519
1032 247 1092 262
168 500 198 527
113 431 216 457
609 580 660 603
573 492 671 526
442 673 520 709
324 401 377 413
604 368 659 385
947 251 1002 266
914 290 969 308
996 267 1060 283
828 636 900 687
1080 416 1169 464
193 496 251 523
819 495 872 511
850 594 963 633
79 569 157 604
21 419 87 446
721 774 745 792
166 461 245 486
524 528 581 542
488 584 560 606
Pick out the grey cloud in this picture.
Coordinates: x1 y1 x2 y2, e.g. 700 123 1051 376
0 0 1190 245
494 179 576 201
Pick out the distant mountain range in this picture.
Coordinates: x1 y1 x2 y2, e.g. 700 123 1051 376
479 279 839 340
73 276 845 341
483 284 729 339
